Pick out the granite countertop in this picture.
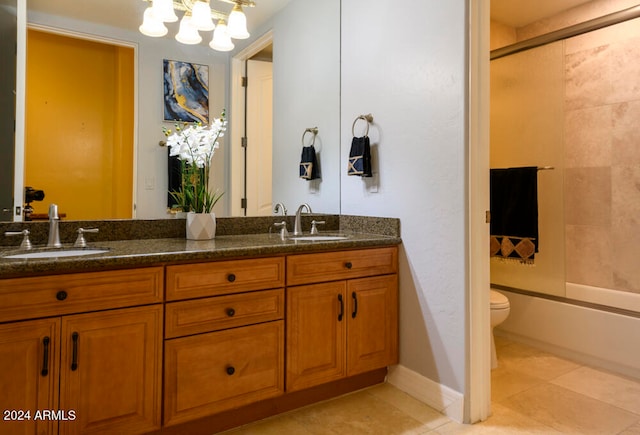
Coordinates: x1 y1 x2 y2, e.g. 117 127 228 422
0 231 401 278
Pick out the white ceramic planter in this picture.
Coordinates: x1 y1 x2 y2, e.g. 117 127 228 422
185 212 216 240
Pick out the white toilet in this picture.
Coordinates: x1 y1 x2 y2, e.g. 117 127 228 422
490 289 510 369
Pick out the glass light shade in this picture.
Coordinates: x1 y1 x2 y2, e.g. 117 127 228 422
209 20 234 52
151 0 178 23
227 4 250 39
175 14 202 45
190 0 216 31
139 6 168 37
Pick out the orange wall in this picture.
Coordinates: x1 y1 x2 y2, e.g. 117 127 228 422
25 30 134 220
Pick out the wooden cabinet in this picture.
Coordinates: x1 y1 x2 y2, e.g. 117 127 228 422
0 268 163 435
164 258 286 427
59 305 162 434
0 318 60 435
286 248 398 392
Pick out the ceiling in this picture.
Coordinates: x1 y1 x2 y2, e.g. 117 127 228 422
26 0 291 36
28 1 599 35
491 0 595 28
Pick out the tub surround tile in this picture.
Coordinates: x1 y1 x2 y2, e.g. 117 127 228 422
565 44 612 111
613 101 640 166
564 105 612 168
565 224 612 288
610 36 640 103
564 167 611 227
620 421 640 435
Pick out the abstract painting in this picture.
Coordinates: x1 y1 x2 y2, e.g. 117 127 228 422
163 59 209 124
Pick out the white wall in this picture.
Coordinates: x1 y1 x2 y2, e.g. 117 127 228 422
26 11 229 219
271 0 341 213
341 0 469 395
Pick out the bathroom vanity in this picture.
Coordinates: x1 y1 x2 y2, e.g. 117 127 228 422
0 217 400 434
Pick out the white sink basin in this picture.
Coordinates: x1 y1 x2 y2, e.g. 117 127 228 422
289 235 348 242
4 249 109 259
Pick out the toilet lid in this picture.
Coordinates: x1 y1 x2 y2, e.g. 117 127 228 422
490 290 510 309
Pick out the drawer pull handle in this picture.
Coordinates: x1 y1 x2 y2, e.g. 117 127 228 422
226 366 235 375
227 273 236 282
338 294 344 321
352 292 358 319
41 336 50 377
56 290 68 301
71 332 79 371
226 308 236 317
345 262 353 269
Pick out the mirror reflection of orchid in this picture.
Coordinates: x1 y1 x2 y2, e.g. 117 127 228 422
164 111 226 214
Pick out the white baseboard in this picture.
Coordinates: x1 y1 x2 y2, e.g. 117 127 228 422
387 364 464 423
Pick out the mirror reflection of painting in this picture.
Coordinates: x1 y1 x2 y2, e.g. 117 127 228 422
163 60 209 124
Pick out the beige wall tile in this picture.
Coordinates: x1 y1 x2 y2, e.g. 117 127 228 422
565 45 613 111
564 105 612 168
611 166 640 292
610 36 640 103
565 224 612 287
612 101 640 165
564 167 611 226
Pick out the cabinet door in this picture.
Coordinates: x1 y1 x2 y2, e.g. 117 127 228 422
164 321 284 426
286 281 347 392
347 275 398 376
59 305 162 434
0 318 59 435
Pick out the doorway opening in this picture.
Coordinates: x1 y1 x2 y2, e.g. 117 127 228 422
230 31 274 217
24 27 135 220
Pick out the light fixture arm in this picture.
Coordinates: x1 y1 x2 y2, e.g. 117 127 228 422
142 0 255 20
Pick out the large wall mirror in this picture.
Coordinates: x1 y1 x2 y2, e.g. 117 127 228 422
4 0 340 221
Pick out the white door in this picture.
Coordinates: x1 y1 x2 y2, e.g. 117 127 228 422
246 59 273 216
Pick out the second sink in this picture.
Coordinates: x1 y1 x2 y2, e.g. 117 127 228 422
4 248 109 259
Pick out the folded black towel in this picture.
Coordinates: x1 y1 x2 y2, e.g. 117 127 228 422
348 136 372 177
300 145 319 180
168 150 182 208
490 167 538 263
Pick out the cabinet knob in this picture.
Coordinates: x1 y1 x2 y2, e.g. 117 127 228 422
227 273 236 283
345 262 353 269
56 290 68 301
226 366 235 375
226 308 236 317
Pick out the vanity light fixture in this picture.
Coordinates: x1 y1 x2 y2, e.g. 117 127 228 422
139 0 255 51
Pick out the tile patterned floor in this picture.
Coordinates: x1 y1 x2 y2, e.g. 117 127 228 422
221 337 640 434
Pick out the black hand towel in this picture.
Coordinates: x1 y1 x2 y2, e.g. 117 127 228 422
348 136 372 177
300 145 319 180
168 150 182 208
490 166 538 264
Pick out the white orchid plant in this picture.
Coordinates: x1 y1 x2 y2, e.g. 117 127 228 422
164 111 226 214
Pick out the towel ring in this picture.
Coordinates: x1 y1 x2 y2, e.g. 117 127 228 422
352 114 373 137
302 127 318 147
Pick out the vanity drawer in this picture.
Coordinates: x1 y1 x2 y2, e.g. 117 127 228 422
164 321 284 426
0 267 163 322
165 289 285 338
166 257 285 301
286 247 398 286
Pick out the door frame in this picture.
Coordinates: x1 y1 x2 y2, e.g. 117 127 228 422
229 31 273 217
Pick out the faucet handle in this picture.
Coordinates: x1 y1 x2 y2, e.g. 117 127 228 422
310 220 325 235
273 221 289 240
5 229 32 250
74 228 99 248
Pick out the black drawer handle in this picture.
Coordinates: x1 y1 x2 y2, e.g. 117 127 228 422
352 292 358 319
344 262 353 269
338 294 344 321
41 336 50 377
56 290 68 301
227 273 236 283
226 308 236 317
226 366 235 375
71 332 79 371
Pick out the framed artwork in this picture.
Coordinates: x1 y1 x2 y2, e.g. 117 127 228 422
163 59 209 124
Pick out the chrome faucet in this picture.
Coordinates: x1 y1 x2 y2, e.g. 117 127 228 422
274 202 287 216
293 203 312 236
47 204 62 248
